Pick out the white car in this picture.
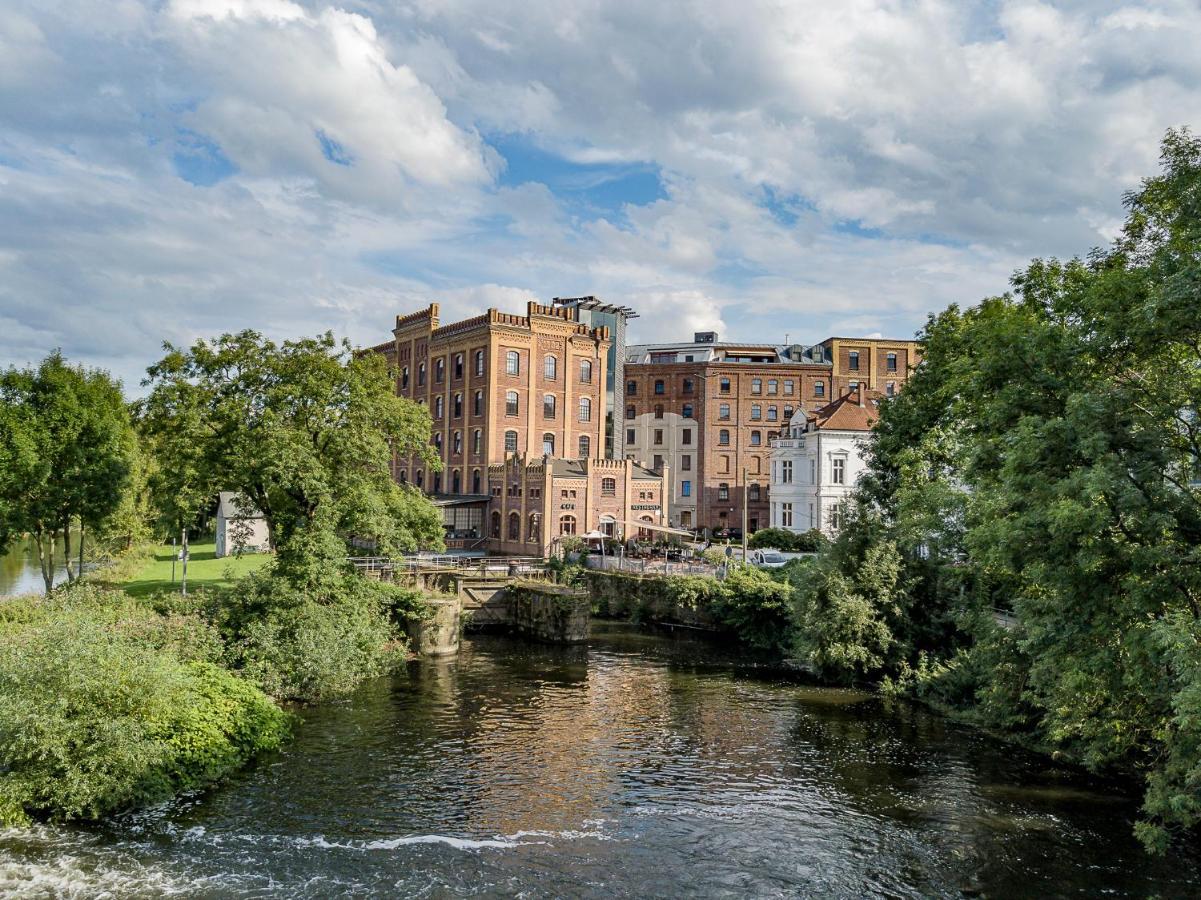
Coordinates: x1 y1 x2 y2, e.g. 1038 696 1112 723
750 550 788 569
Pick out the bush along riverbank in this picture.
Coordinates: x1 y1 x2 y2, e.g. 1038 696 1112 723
0 565 431 827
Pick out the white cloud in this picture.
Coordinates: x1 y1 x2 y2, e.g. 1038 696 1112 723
2 0 1200 389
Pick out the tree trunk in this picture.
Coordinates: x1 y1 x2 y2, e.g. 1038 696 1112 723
181 526 189 596
34 527 56 594
62 522 74 583
79 523 85 583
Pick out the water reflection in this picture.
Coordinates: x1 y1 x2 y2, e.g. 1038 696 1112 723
0 622 1198 898
0 537 69 596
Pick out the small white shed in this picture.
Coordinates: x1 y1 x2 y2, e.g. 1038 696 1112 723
214 492 270 558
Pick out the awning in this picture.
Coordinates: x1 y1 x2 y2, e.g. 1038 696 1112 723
623 521 697 538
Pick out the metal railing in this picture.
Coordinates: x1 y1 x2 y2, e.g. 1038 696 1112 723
583 555 720 577
347 555 550 578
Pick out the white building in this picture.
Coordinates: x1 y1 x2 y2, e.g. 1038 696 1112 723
214 491 271 558
768 387 879 537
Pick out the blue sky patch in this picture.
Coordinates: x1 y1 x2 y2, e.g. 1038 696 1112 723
316 130 354 167
490 132 666 219
171 130 236 186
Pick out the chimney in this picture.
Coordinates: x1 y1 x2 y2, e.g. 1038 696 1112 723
858 385 865 408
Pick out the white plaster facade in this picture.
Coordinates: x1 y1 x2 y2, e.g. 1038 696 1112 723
768 395 875 537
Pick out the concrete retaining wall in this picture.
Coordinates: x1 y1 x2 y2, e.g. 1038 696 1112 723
509 582 591 643
406 596 462 656
585 570 721 630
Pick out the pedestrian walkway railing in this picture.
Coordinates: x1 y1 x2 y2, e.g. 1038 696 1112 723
347 555 549 578
583 555 719 577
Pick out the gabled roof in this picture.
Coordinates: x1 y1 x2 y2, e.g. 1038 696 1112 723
217 491 265 520
809 387 882 432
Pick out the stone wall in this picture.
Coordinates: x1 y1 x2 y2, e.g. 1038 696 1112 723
406 596 463 656
509 582 591 643
585 570 721 630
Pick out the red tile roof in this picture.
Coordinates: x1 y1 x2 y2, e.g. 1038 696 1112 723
809 386 882 432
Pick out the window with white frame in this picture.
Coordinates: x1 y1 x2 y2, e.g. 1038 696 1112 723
832 457 846 484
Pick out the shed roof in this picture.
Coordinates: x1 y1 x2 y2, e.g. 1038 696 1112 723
217 491 265 520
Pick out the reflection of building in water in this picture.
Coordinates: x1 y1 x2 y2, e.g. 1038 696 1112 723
456 649 788 837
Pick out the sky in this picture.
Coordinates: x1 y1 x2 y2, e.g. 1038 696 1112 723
2 0 1200 391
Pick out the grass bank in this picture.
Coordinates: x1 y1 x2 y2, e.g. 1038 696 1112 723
114 541 272 598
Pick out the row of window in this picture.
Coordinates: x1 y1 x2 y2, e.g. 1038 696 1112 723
400 351 595 388
847 350 899 372
773 457 845 484
501 392 592 421
776 502 841 531
627 377 807 396
423 429 595 459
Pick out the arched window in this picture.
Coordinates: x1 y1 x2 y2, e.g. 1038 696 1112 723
751 378 762 394
625 404 635 420
749 483 761 501
454 353 464 379
415 470 424 488
452 469 461 493
627 380 637 395
683 403 693 418
579 360 593 383
886 381 896 397
505 391 519 416
475 350 485 376
814 380 825 397
472 428 482 454
528 514 540 543
435 358 445 383
544 355 557 380
490 511 501 538
508 511 521 541
471 469 481 493
578 435 590 458
718 482 730 501
543 394 556 418
453 430 462 454
504 430 518 453
638 515 654 539
578 396 592 422
559 514 576 536
719 429 730 445
452 393 461 417
434 396 444 418
654 404 664 419
720 377 731 393
849 350 860 371
398 470 407 484
418 362 426 386
601 477 616 497
473 390 483 416
432 473 442 492
506 350 520 375
751 404 762 420
542 432 555 456
767 379 778 395
433 433 443 451
401 366 409 389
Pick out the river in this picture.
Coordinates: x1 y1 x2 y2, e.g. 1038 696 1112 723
0 537 70 597
1 623 1198 898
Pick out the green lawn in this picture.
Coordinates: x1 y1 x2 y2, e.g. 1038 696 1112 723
118 542 271 598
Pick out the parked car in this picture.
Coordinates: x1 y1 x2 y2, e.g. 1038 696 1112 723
750 549 789 569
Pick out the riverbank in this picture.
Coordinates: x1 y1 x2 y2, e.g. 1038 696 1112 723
3 623 1197 898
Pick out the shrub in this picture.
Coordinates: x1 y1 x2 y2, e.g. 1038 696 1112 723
709 565 796 654
0 587 289 826
215 570 422 702
747 527 826 552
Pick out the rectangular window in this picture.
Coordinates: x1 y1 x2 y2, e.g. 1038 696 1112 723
767 379 778 395
784 379 795 395
718 483 729 501
751 405 762 420
833 458 846 484
750 431 761 446
681 455 691 471
814 381 825 398
781 460 792 483
848 350 860 371
751 378 762 394
626 428 636 445
781 502 792 527
681 480 691 498
720 377 731 394
627 380 638 395
683 378 694 394
653 454 663 471
719 403 730 420
654 428 664 445
682 428 692 445
767 406 778 421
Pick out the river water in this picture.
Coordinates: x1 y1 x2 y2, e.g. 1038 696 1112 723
2 624 1198 898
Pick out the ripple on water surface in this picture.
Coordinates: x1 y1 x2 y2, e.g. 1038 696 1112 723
2 625 1200 898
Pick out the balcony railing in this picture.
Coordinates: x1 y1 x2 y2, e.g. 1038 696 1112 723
770 438 806 449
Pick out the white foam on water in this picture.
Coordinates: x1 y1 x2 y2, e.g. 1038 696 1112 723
297 826 613 853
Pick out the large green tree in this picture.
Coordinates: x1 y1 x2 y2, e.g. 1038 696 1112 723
0 353 133 592
140 330 442 587
794 129 1201 851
